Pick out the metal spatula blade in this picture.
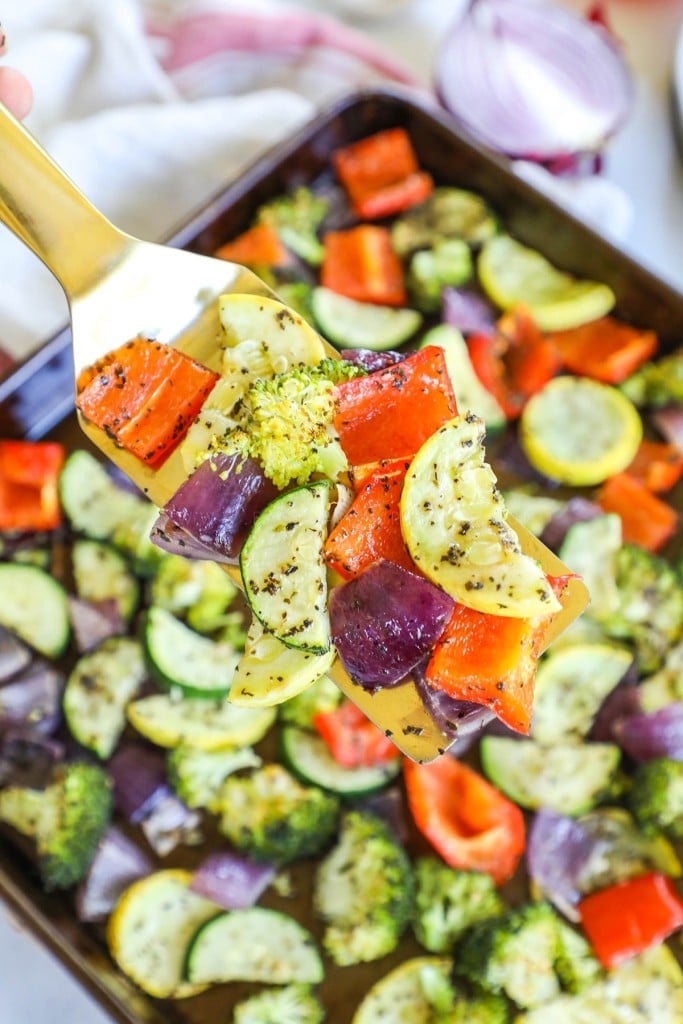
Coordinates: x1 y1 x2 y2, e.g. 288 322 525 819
0 103 589 762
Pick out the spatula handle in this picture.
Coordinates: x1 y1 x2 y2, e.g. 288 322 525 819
0 102 128 299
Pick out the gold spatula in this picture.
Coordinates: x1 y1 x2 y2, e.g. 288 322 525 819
0 103 589 762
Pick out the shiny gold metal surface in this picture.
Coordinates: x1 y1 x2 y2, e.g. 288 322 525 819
0 102 589 761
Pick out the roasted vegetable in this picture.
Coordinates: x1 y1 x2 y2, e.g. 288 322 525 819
627 758 683 841
232 984 325 1024
0 762 113 890
166 745 261 812
314 809 413 965
411 856 503 953
255 186 329 265
219 764 339 864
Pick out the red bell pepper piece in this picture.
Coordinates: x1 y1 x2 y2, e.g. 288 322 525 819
547 316 658 384
403 756 525 886
214 223 290 268
77 338 219 469
625 439 683 494
597 472 679 553
324 458 414 579
468 306 561 419
578 872 683 969
334 345 457 467
424 575 568 735
0 440 65 532
332 127 434 221
321 225 407 307
313 700 400 768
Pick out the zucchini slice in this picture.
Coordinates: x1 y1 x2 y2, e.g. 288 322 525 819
352 957 454 1024
63 637 147 759
400 414 560 618
127 693 275 751
72 539 139 622
281 726 400 797
0 563 70 658
184 907 324 986
240 481 332 653
531 643 633 744
107 869 218 999
143 606 240 700
480 736 621 816
311 286 422 351
558 514 622 622
230 616 336 707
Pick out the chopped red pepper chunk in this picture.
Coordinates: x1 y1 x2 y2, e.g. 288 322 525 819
334 345 457 467
313 700 400 768
547 316 658 384
214 223 290 268
578 872 683 969
76 338 219 469
403 756 525 886
332 127 434 220
625 439 683 494
597 472 679 553
321 225 407 307
0 440 65 532
324 458 414 579
468 306 561 419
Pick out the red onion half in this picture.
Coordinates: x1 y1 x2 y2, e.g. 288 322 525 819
435 0 633 167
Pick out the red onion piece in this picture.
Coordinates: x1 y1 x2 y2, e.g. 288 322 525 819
0 663 64 736
589 681 642 744
0 628 32 683
150 513 236 564
190 851 275 909
652 406 683 452
75 826 153 923
0 730 65 790
539 497 605 553
412 659 493 752
68 597 125 654
329 561 454 691
527 808 594 920
613 703 683 761
442 287 496 336
162 452 279 562
108 743 170 824
435 0 632 165
340 350 406 373
139 793 202 857
354 786 409 845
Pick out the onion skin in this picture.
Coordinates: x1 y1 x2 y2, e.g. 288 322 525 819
330 560 454 691
435 0 633 167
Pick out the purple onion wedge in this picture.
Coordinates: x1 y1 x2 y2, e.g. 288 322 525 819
527 809 594 920
0 627 32 683
540 497 605 553
139 793 202 857
108 742 170 824
340 349 406 373
68 596 125 654
150 513 235 563
329 560 454 692
75 826 153 923
412 659 493 753
613 703 683 761
442 287 496 336
190 851 276 909
0 730 65 790
0 662 64 736
162 452 279 562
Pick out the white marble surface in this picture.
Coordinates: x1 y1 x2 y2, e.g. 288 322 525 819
2 2 683 1022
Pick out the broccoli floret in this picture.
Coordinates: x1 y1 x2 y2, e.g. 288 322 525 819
620 350 683 407
412 856 504 953
314 809 413 966
232 983 325 1024
418 962 509 1024
575 807 681 890
454 902 599 1009
216 358 364 489
391 186 499 257
627 758 683 841
166 745 261 811
256 187 329 266
602 544 683 673
408 239 473 313
0 762 113 890
278 673 342 728
219 763 339 864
